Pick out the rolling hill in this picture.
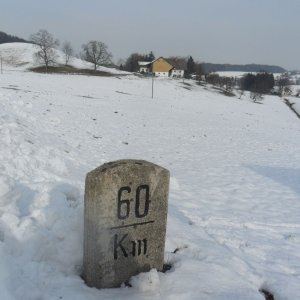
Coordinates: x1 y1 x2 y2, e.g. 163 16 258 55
0 31 29 44
0 42 127 74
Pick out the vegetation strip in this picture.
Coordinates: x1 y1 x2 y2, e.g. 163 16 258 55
259 288 275 300
29 66 115 76
284 98 300 119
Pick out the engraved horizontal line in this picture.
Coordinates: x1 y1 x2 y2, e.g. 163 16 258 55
110 220 154 230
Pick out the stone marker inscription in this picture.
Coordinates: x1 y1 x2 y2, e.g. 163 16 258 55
83 160 170 288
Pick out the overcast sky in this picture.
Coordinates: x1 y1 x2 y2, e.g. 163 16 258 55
1 0 299 69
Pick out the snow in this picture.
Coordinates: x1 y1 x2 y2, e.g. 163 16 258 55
287 95 300 116
294 100 300 114
138 61 151 66
288 86 300 115
0 42 129 74
0 44 300 299
216 71 283 79
216 71 250 78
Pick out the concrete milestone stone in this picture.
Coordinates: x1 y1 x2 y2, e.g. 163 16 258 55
83 159 170 288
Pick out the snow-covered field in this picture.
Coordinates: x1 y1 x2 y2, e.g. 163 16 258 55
0 44 300 300
293 98 300 114
216 71 250 78
288 86 300 115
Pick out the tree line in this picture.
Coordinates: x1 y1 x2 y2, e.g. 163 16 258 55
203 72 294 101
29 29 112 71
0 31 29 44
201 63 285 74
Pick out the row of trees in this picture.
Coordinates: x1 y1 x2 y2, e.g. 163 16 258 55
240 73 275 101
203 72 294 101
205 74 237 95
0 31 29 44
240 73 275 94
30 29 112 71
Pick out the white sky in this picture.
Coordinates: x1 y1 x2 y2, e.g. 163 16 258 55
1 0 299 69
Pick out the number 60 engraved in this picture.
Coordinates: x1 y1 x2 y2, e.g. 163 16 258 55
117 185 150 219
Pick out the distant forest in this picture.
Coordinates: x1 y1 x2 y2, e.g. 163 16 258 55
201 63 285 74
0 31 29 44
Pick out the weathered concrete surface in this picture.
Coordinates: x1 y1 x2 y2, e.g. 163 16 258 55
83 160 170 288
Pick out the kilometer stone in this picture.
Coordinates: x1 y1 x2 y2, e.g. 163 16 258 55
83 159 170 288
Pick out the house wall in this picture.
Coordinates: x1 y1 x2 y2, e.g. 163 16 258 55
152 58 173 73
154 72 169 77
140 67 150 73
171 70 185 78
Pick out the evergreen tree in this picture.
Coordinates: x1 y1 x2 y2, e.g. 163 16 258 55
186 56 196 76
147 51 155 62
0 31 29 44
124 53 146 72
240 72 274 94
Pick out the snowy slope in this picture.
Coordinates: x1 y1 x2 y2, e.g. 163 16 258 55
294 97 300 114
0 42 128 74
287 86 300 115
0 70 300 300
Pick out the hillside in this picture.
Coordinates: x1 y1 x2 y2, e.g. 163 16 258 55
201 62 286 74
0 31 29 44
0 42 128 75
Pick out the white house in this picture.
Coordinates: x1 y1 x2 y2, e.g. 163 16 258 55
138 61 151 73
171 69 185 78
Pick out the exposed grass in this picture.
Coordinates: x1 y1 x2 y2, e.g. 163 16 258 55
29 65 115 77
284 98 300 119
182 82 193 86
220 90 236 97
259 288 275 300
211 86 236 97
196 81 206 86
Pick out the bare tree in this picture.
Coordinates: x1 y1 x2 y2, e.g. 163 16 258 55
250 90 263 103
238 89 244 99
30 29 59 71
62 41 73 66
224 77 234 94
82 41 112 71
